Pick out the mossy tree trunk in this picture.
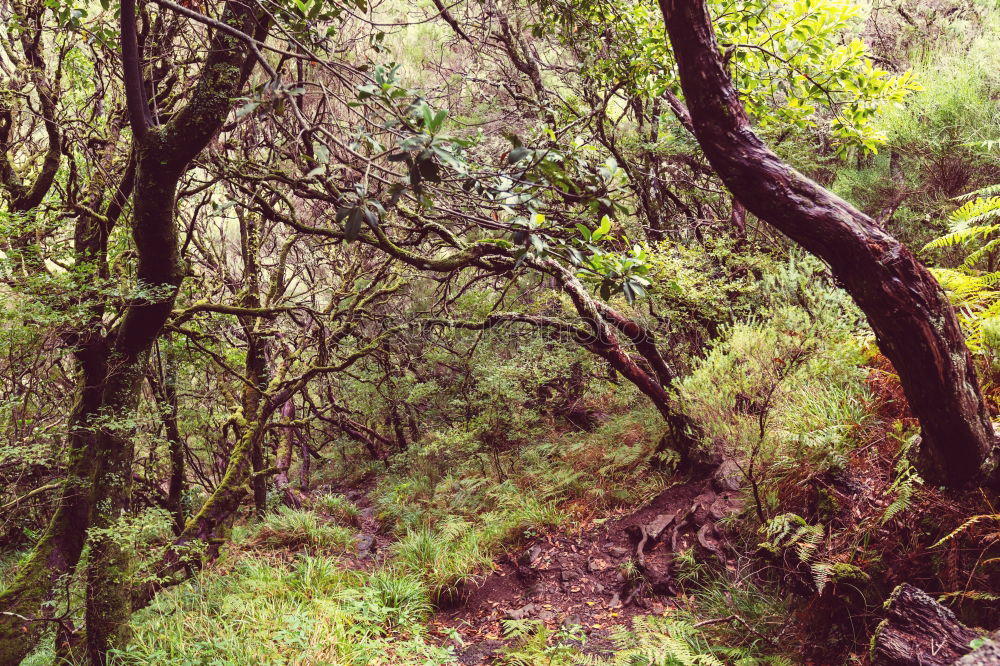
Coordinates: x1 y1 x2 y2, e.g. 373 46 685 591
237 210 270 518
82 0 265 660
0 345 104 664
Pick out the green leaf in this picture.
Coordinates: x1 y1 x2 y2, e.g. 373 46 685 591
591 215 612 242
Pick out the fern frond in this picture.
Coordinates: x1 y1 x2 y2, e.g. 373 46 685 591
955 182 1000 201
949 197 1000 227
923 222 1000 251
932 514 1000 548
964 236 1000 269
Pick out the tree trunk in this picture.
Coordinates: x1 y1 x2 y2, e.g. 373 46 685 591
298 436 311 492
538 258 699 462
275 399 303 508
238 212 269 518
162 338 187 534
658 0 998 487
0 344 104 664
83 0 265 658
871 583 981 665
85 143 188 663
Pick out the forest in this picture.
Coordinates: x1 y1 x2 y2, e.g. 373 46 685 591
1 0 1000 662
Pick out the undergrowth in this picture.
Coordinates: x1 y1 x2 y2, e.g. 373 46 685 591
110 553 452 665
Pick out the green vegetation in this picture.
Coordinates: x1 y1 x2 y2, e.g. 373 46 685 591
2 0 999 663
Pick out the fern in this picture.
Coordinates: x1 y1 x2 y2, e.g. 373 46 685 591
932 513 1000 549
923 188 1000 352
579 616 729 666
759 513 832 592
880 447 923 525
964 182 1000 199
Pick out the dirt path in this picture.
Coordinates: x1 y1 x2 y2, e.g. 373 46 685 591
429 474 743 664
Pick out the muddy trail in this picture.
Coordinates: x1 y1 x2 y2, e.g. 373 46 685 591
334 470 743 664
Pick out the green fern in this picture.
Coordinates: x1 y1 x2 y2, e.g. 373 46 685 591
956 183 1000 200
881 443 924 525
923 197 1000 261
759 513 834 592
923 189 1000 352
577 616 729 666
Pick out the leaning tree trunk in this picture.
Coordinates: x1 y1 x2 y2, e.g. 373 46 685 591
658 0 998 488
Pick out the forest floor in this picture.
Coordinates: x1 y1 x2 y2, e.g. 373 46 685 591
337 470 744 664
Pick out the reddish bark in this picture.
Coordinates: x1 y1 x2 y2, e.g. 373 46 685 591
658 0 997 487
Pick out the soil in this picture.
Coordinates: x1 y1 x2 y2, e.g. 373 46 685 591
316 470 743 664
424 475 744 664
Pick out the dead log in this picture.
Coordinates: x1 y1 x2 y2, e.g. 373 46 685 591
871 584 982 665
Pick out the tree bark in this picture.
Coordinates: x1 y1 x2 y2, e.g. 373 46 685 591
165 362 187 535
84 0 265 659
0 344 104 665
658 0 998 487
238 212 269 518
871 583 981 665
275 399 303 508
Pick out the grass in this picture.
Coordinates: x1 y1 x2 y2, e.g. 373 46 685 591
252 506 357 552
311 492 362 527
111 552 453 665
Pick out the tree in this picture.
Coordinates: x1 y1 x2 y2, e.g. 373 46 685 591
657 0 998 488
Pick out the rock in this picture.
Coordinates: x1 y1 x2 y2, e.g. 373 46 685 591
355 534 376 555
518 545 543 567
593 582 606 594
607 545 629 558
505 603 537 620
562 614 583 630
587 557 609 572
645 512 677 542
712 458 743 492
538 610 557 622
526 582 544 598
608 592 621 608
560 569 578 582
359 506 376 520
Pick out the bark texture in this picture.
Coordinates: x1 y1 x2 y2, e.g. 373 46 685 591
659 0 998 487
871 583 981 666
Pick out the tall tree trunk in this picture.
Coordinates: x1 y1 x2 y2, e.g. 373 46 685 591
238 212 269 518
0 344 104 664
658 0 998 487
83 0 265 659
85 145 188 664
162 338 186 534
